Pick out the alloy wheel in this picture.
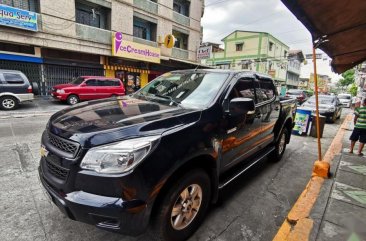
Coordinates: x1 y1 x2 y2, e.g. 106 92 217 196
2 98 15 109
171 184 203 230
69 96 78 105
278 132 286 155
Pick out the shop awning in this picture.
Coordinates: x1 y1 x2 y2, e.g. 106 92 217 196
281 0 366 73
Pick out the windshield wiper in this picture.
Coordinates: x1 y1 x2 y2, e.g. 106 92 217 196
154 94 182 107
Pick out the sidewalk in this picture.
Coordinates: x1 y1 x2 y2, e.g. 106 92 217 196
309 120 366 240
0 96 68 119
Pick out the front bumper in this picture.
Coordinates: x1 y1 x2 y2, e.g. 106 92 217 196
51 92 67 101
318 110 335 118
38 166 149 236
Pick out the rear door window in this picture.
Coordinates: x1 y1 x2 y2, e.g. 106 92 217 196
85 79 98 86
3 73 24 84
100 79 120 86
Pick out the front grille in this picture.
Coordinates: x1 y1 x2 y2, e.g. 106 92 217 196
47 132 79 157
45 158 69 180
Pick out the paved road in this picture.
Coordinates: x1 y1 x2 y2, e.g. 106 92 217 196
0 108 351 241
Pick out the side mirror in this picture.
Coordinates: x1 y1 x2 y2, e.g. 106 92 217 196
229 98 255 116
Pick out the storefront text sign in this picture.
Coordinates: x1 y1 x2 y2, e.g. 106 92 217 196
0 4 38 31
112 32 161 64
197 46 212 60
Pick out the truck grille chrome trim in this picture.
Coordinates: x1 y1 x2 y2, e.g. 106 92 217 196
46 132 80 157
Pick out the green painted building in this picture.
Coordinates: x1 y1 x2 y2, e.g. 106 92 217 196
203 30 290 94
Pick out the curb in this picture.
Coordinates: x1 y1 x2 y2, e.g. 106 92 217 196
272 114 353 241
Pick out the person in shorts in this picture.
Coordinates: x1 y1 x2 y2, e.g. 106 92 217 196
350 98 366 156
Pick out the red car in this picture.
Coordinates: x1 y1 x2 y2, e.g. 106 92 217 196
51 76 125 105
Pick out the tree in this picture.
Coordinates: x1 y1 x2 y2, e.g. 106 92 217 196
336 69 355 91
340 69 355 86
349 83 358 96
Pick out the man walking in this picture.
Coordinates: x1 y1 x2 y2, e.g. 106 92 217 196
350 98 366 156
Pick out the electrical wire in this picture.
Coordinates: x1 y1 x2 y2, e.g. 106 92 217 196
205 0 234 7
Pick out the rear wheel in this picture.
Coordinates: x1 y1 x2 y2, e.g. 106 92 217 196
67 95 79 105
150 169 211 241
269 128 288 162
0 96 19 110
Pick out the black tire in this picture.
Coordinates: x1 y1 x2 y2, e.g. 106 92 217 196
31 82 40 95
329 112 337 123
67 95 79 105
269 128 288 162
0 96 19 110
150 169 211 241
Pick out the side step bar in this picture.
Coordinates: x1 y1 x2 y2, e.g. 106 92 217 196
218 147 275 189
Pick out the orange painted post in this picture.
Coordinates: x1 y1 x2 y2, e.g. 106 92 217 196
312 47 322 161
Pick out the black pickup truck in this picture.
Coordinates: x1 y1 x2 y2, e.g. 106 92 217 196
38 70 296 241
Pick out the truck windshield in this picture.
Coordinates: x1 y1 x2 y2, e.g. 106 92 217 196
135 72 229 108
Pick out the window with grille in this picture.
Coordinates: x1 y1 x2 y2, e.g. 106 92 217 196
75 1 110 30
133 16 157 41
1 0 38 12
173 30 188 50
236 43 243 51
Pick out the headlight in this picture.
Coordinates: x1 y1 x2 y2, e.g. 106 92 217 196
56 89 65 94
328 106 336 112
80 136 160 174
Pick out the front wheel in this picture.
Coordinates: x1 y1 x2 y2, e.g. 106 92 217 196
269 128 288 162
150 169 211 241
67 95 79 105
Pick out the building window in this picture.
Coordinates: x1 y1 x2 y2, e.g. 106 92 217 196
236 43 243 51
75 1 110 30
173 0 190 17
269 41 274 51
1 0 38 12
133 17 157 42
284 50 288 58
173 30 188 50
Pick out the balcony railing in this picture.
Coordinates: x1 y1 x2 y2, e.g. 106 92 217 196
172 48 189 60
133 37 158 47
173 11 190 26
133 0 158 14
75 23 111 44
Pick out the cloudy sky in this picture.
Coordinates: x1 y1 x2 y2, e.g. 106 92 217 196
201 0 341 81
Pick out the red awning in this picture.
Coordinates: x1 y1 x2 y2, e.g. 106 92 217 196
281 0 366 74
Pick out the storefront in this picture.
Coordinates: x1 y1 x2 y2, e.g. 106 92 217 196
105 32 163 93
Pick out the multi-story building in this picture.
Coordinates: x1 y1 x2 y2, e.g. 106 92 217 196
204 30 290 94
355 61 366 90
0 0 204 95
286 50 304 89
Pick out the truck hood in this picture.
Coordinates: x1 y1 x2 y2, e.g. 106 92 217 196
48 96 201 147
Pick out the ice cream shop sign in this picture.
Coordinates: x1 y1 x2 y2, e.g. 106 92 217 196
112 32 161 63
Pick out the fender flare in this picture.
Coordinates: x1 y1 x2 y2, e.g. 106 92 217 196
0 92 21 102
